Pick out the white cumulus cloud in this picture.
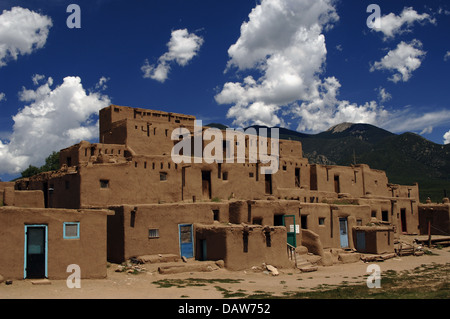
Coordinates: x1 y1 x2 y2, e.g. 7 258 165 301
215 0 391 132
142 29 204 83
444 130 450 144
0 6 52 67
444 51 450 62
216 0 448 135
377 87 392 103
370 39 426 83
371 7 435 40
0 76 110 174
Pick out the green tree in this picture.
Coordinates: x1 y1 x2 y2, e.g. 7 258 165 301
20 151 60 178
20 165 41 178
40 151 60 172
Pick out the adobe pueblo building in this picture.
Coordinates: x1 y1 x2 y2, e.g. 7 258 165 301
6 104 423 278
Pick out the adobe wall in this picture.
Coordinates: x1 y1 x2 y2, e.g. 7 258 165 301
2 187 44 208
310 164 390 198
229 200 372 250
353 226 395 254
59 141 129 168
0 207 111 280
418 203 450 235
15 171 80 209
196 224 292 271
107 202 227 262
100 105 196 156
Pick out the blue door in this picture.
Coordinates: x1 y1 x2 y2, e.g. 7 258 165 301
356 231 366 252
179 224 194 258
339 218 349 248
24 225 48 279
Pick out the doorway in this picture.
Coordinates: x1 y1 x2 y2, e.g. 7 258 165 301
201 170 211 200
339 217 349 248
334 175 340 193
179 224 194 259
24 225 48 279
400 208 407 233
295 168 300 188
265 174 272 194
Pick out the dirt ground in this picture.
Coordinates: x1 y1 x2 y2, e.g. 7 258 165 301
1 243 449 299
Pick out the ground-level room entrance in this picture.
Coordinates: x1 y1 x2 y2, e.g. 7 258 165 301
179 224 194 259
24 224 48 279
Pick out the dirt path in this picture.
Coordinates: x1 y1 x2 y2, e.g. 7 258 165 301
1 247 449 299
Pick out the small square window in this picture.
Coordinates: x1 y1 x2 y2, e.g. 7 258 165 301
222 172 228 180
148 228 159 238
160 172 167 181
100 179 109 188
64 222 80 239
318 217 325 225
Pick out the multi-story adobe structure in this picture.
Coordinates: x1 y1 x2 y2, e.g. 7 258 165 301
13 104 420 272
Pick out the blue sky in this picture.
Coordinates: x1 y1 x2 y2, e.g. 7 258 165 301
0 0 449 181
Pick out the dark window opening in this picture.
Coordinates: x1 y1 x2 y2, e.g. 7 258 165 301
334 174 340 193
371 210 377 218
66 157 72 167
100 179 109 188
160 172 167 181
253 217 263 225
295 168 300 188
213 209 219 221
301 215 308 229
222 172 228 181
382 210 389 222
274 214 283 226
318 217 325 225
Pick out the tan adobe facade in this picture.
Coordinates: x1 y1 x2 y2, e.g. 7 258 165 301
11 104 422 273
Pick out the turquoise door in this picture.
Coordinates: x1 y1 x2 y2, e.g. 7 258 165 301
24 225 48 279
339 218 349 248
179 224 194 258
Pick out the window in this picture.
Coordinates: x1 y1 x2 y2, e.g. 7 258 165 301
213 209 220 221
382 210 389 222
160 172 167 181
222 172 228 180
356 219 363 226
64 222 80 239
100 179 109 188
249 172 254 178
148 229 159 238
301 215 308 229
318 217 325 225
371 210 377 218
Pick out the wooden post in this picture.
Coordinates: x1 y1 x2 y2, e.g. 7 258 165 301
427 218 432 247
